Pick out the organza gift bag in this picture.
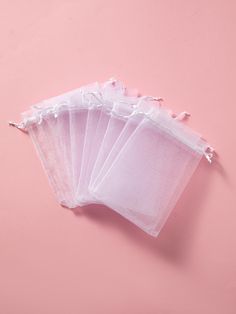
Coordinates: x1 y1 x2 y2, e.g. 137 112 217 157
91 109 213 236
68 82 105 205
18 108 76 207
89 98 136 189
76 82 148 204
11 85 93 208
76 80 128 204
69 92 90 204
30 87 92 208
54 103 75 201
76 93 104 204
89 96 161 190
10 78 214 237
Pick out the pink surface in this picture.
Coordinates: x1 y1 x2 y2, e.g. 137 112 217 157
0 1 235 313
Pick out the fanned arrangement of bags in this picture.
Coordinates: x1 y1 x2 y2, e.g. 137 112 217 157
10 79 214 236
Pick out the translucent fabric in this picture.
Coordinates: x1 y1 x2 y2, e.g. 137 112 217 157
68 82 102 205
91 110 210 236
10 79 213 237
90 101 135 189
55 104 76 203
89 96 159 190
76 81 128 204
69 102 89 204
90 113 145 191
21 109 75 207
76 107 110 205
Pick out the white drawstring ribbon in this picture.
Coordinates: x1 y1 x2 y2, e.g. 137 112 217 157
204 146 215 163
175 111 191 121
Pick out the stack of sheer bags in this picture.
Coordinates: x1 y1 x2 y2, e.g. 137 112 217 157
11 79 214 236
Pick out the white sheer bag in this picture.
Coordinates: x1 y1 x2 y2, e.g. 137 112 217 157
55 103 76 204
89 96 160 191
68 82 105 206
18 108 75 207
91 108 213 236
76 80 127 205
10 79 214 236
89 97 136 190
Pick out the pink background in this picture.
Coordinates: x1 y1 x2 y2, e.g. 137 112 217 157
0 0 235 313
